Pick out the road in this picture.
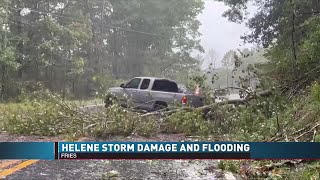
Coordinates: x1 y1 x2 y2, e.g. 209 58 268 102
1 159 236 180
0 133 239 180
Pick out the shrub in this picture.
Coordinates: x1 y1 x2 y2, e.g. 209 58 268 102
0 90 158 139
163 109 214 136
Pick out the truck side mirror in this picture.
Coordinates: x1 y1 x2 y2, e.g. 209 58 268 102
120 84 125 88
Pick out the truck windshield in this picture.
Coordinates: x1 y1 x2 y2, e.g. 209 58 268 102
152 80 179 93
125 78 141 89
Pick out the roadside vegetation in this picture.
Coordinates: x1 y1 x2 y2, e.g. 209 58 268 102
0 89 159 139
212 0 320 178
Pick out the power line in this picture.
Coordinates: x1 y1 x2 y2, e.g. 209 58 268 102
8 6 169 38
2 4 173 64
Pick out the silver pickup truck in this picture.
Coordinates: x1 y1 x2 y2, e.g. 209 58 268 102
105 77 204 111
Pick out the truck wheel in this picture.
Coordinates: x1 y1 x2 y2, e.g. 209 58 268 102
153 102 168 111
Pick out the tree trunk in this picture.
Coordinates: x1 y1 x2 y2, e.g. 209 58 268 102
72 80 75 95
112 29 119 79
16 0 23 79
291 1 297 63
1 66 6 102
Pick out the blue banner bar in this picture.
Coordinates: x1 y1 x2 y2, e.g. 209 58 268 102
250 142 320 159
0 142 55 160
0 142 320 160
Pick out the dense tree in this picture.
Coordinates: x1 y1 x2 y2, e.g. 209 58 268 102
0 0 204 101
218 0 320 92
202 49 218 70
221 50 235 69
0 0 20 100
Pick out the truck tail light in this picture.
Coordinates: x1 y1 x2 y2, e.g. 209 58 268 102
181 96 188 105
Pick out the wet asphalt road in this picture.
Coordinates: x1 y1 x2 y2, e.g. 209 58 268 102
5 160 235 180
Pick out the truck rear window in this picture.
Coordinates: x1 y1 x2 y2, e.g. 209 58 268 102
152 80 178 93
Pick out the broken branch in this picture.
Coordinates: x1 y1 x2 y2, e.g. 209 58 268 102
256 160 303 172
295 123 320 140
140 89 273 118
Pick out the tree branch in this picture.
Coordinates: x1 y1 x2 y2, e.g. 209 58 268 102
295 123 320 140
299 11 320 15
216 86 253 95
140 89 273 118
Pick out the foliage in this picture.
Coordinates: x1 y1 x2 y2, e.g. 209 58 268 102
311 82 320 106
213 85 319 142
0 90 218 139
0 90 159 139
161 82 316 180
217 160 240 174
217 160 320 179
221 50 236 69
0 0 205 101
218 0 320 92
0 90 78 136
163 109 214 136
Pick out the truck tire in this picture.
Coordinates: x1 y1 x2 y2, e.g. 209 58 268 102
153 101 168 111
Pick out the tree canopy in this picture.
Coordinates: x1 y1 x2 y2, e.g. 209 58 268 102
218 0 320 92
0 0 205 100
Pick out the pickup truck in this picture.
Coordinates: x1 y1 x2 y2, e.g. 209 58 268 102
105 77 204 111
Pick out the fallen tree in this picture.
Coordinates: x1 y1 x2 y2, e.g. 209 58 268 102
140 89 273 118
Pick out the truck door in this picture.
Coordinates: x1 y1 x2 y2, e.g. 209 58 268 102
136 78 153 110
123 78 142 107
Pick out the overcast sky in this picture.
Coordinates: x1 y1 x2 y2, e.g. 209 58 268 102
197 1 253 68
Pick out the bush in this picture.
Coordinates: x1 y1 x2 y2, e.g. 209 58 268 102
217 161 240 173
0 90 81 136
163 109 214 136
0 90 158 139
311 82 320 105
89 105 158 137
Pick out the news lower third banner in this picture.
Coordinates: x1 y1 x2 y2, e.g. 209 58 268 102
0 142 320 160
